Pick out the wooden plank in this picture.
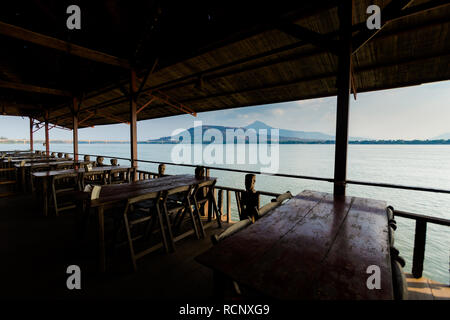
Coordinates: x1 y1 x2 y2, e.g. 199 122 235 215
314 196 393 300
0 21 130 69
405 274 434 300
0 80 71 96
427 277 450 300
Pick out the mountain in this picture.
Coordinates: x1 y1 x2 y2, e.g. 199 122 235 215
147 121 367 143
245 121 335 140
433 132 450 140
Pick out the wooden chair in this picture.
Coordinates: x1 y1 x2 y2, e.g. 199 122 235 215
161 185 199 250
54 163 74 170
80 171 106 189
122 191 164 271
192 179 221 228
49 173 80 216
109 167 133 184
0 167 17 197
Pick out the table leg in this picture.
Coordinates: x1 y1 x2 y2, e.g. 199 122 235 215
162 203 175 252
213 270 227 299
98 206 106 272
209 189 222 228
20 167 26 193
42 178 48 217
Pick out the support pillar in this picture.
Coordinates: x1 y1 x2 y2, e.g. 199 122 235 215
72 97 79 161
333 0 352 196
130 69 138 179
29 117 34 151
44 110 50 156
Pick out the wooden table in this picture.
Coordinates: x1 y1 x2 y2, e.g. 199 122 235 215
33 165 130 216
15 160 84 192
88 174 218 272
196 190 393 300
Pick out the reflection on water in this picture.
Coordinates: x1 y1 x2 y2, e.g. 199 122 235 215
5 143 450 284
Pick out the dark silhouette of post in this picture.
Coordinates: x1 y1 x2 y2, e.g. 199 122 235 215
333 0 352 196
72 97 79 161
44 110 49 156
29 117 33 151
130 69 138 180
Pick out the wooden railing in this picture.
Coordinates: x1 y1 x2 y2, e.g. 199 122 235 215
42 150 450 279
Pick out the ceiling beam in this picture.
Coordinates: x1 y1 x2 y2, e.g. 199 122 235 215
0 21 131 69
277 23 338 54
0 80 71 96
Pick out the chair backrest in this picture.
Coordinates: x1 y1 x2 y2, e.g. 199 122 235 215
165 184 191 196
193 179 216 201
196 179 215 189
128 191 160 205
52 173 80 190
54 163 74 170
109 167 132 182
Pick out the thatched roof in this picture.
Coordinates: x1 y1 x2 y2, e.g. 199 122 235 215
0 0 449 128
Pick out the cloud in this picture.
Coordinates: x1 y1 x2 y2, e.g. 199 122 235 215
271 108 285 116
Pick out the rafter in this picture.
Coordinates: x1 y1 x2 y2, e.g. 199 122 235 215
151 91 197 117
78 112 95 126
85 110 129 125
136 97 156 115
0 21 131 69
277 23 338 54
0 80 71 96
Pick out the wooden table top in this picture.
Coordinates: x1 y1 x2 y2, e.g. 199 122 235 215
8 158 60 163
1 156 50 162
196 190 393 300
14 160 83 168
90 174 216 207
32 165 130 177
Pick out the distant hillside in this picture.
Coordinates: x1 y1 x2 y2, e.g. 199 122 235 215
433 132 450 140
146 121 367 143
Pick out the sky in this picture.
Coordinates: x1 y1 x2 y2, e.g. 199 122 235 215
1 80 449 141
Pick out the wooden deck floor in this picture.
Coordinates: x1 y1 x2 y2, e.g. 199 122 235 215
406 274 450 300
0 192 232 299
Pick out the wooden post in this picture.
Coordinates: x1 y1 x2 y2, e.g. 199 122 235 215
227 190 231 223
130 69 138 179
72 97 79 161
29 117 33 151
44 110 49 156
205 168 211 218
412 220 427 278
218 189 223 222
333 0 352 196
